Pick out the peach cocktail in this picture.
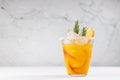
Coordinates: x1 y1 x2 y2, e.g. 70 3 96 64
61 21 94 76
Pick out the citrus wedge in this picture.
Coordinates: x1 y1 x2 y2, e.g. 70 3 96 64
86 27 94 37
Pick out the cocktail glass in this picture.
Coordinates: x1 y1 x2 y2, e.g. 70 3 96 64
62 36 94 77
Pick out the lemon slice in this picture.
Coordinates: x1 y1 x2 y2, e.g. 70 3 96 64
86 27 94 37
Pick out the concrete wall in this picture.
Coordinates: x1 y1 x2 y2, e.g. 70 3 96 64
0 0 120 66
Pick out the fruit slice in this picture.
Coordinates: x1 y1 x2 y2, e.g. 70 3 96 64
71 48 88 74
63 44 87 74
67 51 87 74
86 27 94 37
70 49 87 69
63 49 76 59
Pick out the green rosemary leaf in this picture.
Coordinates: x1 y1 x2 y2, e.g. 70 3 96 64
73 20 79 34
81 27 87 36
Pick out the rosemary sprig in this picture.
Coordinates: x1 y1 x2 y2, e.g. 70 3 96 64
73 20 79 34
81 27 87 36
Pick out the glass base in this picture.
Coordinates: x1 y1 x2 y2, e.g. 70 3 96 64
69 74 87 77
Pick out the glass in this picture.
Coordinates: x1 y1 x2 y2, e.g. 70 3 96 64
62 37 94 77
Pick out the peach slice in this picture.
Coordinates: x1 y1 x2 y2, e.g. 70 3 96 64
86 27 94 37
63 49 76 59
70 50 87 71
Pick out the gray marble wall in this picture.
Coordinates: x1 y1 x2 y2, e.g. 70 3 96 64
0 0 120 66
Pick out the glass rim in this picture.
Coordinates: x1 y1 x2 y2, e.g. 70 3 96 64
61 36 94 45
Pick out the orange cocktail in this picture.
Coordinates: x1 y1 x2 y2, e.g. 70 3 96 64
62 38 93 76
61 21 94 76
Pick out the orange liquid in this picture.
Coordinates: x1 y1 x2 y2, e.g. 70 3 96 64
63 43 92 75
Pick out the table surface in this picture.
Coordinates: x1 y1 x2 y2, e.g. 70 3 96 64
0 66 120 80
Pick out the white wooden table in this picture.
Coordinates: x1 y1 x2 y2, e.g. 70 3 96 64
0 66 120 80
